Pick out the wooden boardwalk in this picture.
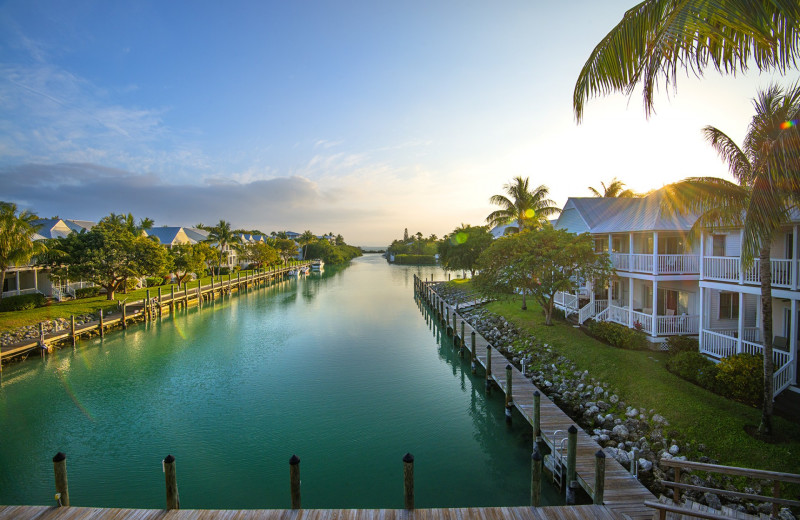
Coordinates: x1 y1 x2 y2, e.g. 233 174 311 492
0 265 309 365
0 504 627 520
418 279 655 520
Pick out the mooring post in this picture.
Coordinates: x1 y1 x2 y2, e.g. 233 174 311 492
403 452 414 510
451 311 457 341
533 391 541 446
505 364 513 423
163 454 179 510
145 289 151 321
594 450 606 504
566 425 578 504
158 287 163 316
122 304 127 329
470 331 477 373
99 309 104 338
170 285 175 312
71 315 76 347
290 454 301 509
39 322 45 356
485 345 492 391
197 286 201 307
531 450 542 507
52 452 69 507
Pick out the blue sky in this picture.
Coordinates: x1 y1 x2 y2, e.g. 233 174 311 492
1 1 798 245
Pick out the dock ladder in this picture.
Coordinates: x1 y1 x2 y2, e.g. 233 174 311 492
550 429 568 490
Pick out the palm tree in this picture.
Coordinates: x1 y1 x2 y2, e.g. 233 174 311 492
298 230 316 260
588 177 637 198
662 83 800 435
573 1 800 122
207 220 241 276
0 202 46 301
486 177 560 233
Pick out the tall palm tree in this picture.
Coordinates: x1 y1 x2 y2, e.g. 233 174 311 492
207 220 241 275
588 177 637 197
298 230 316 260
486 177 560 233
662 83 800 435
573 0 800 122
0 202 46 301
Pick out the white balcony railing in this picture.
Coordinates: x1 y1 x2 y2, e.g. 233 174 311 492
656 314 699 335
578 299 608 324
612 253 699 274
1 287 42 298
631 254 653 273
703 256 796 288
657 254 700 274
611 253 629 271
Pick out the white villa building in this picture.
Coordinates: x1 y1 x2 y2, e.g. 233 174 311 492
552 192 799 397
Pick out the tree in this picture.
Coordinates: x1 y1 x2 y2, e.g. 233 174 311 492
404 228 409 241
486 177 560 233
335 234 345 246
273 238 299 264
298 230 316 260
207 220 241 273
44 216 170 300
588 177 637 197
437 224 494 277
573 0 800 121
243 242 279 268
169 244 207 285
194 242 220 279
475 228 612 324
0 202 46 301
661 83 800 435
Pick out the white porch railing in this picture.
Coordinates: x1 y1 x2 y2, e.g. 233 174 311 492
656 314 700 335
703 256 795 288
607 304 630 327
701 330 794 397
611 253 629 271
657 254 700 274
1 287 42 298
630 254 653 273
614 253 700 274
554 291 579 316
578 299 608 324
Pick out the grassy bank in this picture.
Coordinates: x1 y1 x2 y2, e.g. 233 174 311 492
480 296 800 474
0 268 286 333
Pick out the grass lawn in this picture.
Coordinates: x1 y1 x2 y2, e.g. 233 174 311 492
0 267 295 333
483 297 800 474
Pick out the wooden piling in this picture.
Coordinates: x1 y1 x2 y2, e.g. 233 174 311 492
52 452 69 507
505 364 513 423
533 391 541 444
99 309 104 338
470 331 477 373
158 287 162 316
403 453 414 510
170 285 175 312
39 322 45 356
289 454 301 509
71 315 76 347
531 450 542 507
163 454 179 510
122 304 127 329
145 290 151 321
485 345 492 391
594 450 606 504
566 425 578 504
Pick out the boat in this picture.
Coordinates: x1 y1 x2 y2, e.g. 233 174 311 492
287 269 299 277
311 260 324 271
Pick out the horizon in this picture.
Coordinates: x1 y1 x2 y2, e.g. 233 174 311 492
2 1 798 244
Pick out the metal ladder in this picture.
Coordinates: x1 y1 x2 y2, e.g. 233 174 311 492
550 430 568 489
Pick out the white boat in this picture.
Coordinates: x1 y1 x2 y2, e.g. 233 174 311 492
311 260 324 271
287 269 299 277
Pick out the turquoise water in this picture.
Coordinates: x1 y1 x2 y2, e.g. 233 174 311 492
0 255 561 509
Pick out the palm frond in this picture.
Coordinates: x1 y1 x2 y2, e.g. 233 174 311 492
702 125 752 182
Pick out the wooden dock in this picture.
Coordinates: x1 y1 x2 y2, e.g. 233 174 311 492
0 504 628 520
417 277 655 520
0 265 310 366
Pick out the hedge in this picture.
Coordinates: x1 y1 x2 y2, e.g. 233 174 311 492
0 293 47 312
393 254 437 265
75 287 102 299
586 320 648 350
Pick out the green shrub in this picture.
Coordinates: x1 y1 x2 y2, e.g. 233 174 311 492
74 287 101 299
666 351 718 390
587 320 648 350
0 293 47 312
145 276 167 287
218 266 241 275
394 254 437 265
665 335 699 356
716 353 762 406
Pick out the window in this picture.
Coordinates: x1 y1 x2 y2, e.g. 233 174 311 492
712 235 726 257
659 236 685 255
719 292 739 320
612 237 623 253
786 233 794 260
594 238 608 253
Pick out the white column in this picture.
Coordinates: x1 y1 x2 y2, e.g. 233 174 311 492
33 268 38 292
652 279 659 337
791 298 798 385
628 277 634 327
629 233 634 271
608 278 614 306
15 271 20 296
793 225 798 290
739 229 745 285
737 292 745 354
700 233 705 279
608 234 613 254
653 231 659 275
699 286 705 349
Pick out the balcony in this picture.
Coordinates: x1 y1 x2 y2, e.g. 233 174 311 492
702 257 797 288
603 304 699 335
611 253 699 275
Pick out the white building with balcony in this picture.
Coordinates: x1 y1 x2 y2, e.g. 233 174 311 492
552 192 798 397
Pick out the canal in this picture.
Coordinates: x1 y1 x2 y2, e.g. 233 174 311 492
0 254 561 509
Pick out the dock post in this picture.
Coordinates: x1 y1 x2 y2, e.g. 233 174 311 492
531 450 542 507
122 304 127 329
533 391 541 446
163 454 179 510
99 309 104 338
593 450 606 504
445 307 450 334
290 454 301 509
39 322 45 356
52 452 69 507
566 425 578 504
170 285 175 312
459 321 465 356
505 364 513 423
470 331 477 373
403 453 414 510
485 346 492 391
197 286 202 307
146 290 151 321
71 315 76 347
158 287 163 316
452 311 457 341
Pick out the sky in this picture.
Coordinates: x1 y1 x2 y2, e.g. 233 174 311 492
1 1 798 246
